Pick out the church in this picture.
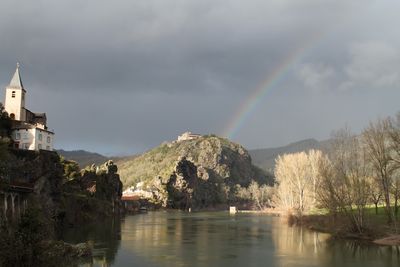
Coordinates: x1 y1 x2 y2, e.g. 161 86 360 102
3 64 54 151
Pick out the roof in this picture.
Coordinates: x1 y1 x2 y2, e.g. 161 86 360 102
11 121 54 134
12 123 34 130
8 63 24 90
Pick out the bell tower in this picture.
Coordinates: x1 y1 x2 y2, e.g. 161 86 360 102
4 63 26 121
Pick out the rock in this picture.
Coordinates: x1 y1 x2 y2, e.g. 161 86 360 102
119 135 272 184
117 135 273 209
73 242 92 257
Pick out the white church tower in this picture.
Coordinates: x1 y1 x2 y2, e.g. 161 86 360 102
4 63 26 121
3 64 55 151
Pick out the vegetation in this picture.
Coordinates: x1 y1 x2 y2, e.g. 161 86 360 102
60 156 80 179
0 208 50 266
116 135 273 209
117 136 271 187
0 102 11 138
233 181 274 210
0 103 11 177
272 112 400 238
274 150 325 216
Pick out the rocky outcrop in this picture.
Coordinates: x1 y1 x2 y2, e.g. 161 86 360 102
1 149 122 227
61 160 123 226
165 157 226 209
117 135 273 209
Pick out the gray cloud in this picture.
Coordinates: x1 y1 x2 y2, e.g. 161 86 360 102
0 0 399 155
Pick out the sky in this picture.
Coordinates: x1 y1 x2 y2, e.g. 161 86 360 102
0 0 399 156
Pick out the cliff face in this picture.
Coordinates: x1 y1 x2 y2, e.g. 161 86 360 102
62 161 123 225
117 135 273 209
2 150 122 228
5 150 64 225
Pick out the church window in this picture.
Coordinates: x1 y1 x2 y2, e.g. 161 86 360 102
22 143 29 150
38 133 42 141
15 132 20 140
47 136 51 143
12 91 15 98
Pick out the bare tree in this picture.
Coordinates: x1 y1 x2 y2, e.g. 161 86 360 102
391 172 400 217
387 113 400 217
275 150 324 216
318 128 370 233
363 118 395 223
309 150 323 205
248 181 273 210
367 175 382 215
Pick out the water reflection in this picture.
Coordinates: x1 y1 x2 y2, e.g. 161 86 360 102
61 216 121 266
323 239 400 267
271 217 400 267
62 212 400 267
120 211 276 267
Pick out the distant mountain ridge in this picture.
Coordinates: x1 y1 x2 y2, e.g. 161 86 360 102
56 149 109 168
248 138 331 172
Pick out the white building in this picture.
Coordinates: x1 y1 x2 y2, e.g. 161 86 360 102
3 64 55 151
177 131 201 142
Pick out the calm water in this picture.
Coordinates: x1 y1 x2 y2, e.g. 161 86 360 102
62 211 400 267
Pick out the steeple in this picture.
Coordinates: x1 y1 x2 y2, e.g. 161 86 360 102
9 62 24 90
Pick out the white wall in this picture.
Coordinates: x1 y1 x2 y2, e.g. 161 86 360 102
34 128 54 151
4 88 25 121
12 128 54 151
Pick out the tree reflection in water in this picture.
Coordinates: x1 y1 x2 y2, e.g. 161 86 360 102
61 216 121 266
271 217 400 267
60 212 400 267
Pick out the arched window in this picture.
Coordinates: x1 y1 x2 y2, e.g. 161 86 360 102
10 113 15 120
11 91 16 98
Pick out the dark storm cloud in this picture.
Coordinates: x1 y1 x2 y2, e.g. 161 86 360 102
0 0 351 93
0 0 399 155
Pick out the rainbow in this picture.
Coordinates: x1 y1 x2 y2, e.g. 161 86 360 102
222 32 324 140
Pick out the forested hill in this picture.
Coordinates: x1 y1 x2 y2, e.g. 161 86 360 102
249 139 331 172
115 135 272 189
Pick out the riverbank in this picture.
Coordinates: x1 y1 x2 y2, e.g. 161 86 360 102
233 207 400 246
285 212 400 246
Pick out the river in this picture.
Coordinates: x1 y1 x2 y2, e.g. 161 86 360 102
62 211 400 267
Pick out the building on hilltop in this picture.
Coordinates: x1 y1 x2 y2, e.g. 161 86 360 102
177 131 201 142
3 63 54 151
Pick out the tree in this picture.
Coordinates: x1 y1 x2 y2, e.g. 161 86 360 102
387 112 400 217
318 128 370 233
363 118 395 223
247 181 273 210
367 175 382 215
274 150 324 215
391 172 400 217
0 103 11 138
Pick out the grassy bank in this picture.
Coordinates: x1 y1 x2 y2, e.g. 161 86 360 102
286 206 400 245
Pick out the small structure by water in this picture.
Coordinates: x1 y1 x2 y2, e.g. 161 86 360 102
229 206 237 214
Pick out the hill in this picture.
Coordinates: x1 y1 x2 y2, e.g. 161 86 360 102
117 135 271 187
249 138 331 172
57 149 109 168
115 135 272 209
